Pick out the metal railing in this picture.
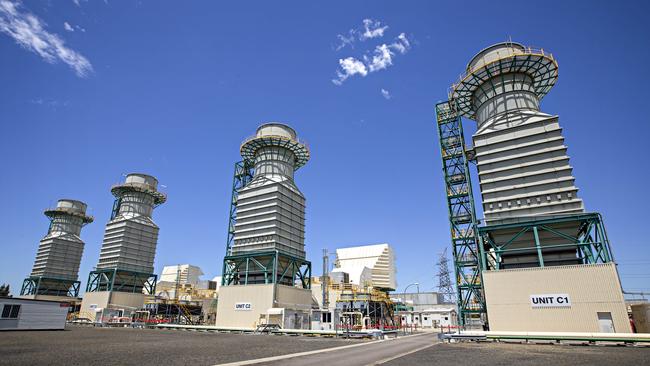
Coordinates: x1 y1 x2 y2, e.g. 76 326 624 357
449 45 556 98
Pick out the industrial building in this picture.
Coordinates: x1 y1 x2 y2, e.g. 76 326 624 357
216 123 316 329
147 264 218 324
393 292 456 328
334 244 397 291
80 173 166 322
159 264 204 286
20 199 93 302
308 244 399 332
436 42 629 332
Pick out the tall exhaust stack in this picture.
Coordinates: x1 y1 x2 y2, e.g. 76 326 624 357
80 173 166 321
451 42 583 224
20 199 93 300
217 123 314 329
439 42 628 331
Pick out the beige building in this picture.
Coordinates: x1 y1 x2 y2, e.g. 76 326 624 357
216 284 315 329
79 291 148 322
482 263 630 333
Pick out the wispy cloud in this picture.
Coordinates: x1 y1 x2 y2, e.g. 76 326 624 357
0 0 93 77
64 21 85 33
334 18 388 51
360 19 388 40
381 88 391 100
365 33 410 73
332 57 367 85
335 30 356 51
332 33 411 85
31 97 70 109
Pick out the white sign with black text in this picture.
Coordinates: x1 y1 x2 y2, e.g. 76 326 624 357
234 302 252 311
530 294 571 308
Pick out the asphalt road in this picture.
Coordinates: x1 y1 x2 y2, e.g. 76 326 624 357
384 341 650 366
248 332 437 366
2 327 648 366
0 326 363 366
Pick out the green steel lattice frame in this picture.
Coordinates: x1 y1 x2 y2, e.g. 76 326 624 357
85 268 157 294
222 250 311 289
478 213 614 270
435 101 486 325
20 276 80 297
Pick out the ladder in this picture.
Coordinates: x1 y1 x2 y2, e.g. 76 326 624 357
435 101 486 327
224 160 254 256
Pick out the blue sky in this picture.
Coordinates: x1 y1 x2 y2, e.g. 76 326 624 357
0 0 649 296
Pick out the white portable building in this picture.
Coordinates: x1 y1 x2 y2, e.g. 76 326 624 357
0 297 68 330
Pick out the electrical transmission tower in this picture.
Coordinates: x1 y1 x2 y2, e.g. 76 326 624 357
436 248 455 304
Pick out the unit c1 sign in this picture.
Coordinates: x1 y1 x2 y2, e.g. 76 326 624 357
234 302 252 311
530 294 571 308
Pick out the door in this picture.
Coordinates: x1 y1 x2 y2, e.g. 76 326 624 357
597 312 615 333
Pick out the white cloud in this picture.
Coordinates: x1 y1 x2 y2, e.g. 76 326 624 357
381 88 391 100
332 57 368 85
366 44 393 72
0 1 93 77
360 19 388 40
335 31 355 51
63 21 73 32
391 33 410 54
366 34 411 73
332 32 412 85
335 18 388 51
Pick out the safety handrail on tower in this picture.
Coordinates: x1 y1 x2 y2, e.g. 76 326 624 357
435 101 486 326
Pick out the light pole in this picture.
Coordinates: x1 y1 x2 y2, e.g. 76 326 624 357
402 282 419 332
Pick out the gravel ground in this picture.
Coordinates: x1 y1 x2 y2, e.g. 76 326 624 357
0 326 363 366
385 341 650 366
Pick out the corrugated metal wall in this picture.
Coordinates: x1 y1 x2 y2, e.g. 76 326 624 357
482 263 630 332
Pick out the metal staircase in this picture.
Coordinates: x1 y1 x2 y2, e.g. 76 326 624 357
435 101 486 326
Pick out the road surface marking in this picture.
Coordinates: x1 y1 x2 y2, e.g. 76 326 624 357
213 333 430 366
365 342 438 365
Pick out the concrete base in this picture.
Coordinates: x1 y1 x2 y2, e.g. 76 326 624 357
216 284 315 329
79 291 147 322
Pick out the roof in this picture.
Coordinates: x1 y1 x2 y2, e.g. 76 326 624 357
0 296 67 304
335 243 390 259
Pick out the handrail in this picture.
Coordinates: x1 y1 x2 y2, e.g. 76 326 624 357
449 46 556 99
240 134 310 151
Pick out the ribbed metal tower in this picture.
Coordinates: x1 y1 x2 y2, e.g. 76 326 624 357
20 199 93 298
86 173 166 294
438 42 618 328
451 42 584 224
222 123 312 287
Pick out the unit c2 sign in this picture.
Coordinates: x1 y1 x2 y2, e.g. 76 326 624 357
530 294 571 308
234 302 252 311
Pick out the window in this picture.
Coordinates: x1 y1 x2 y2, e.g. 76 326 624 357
1 304 20 319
